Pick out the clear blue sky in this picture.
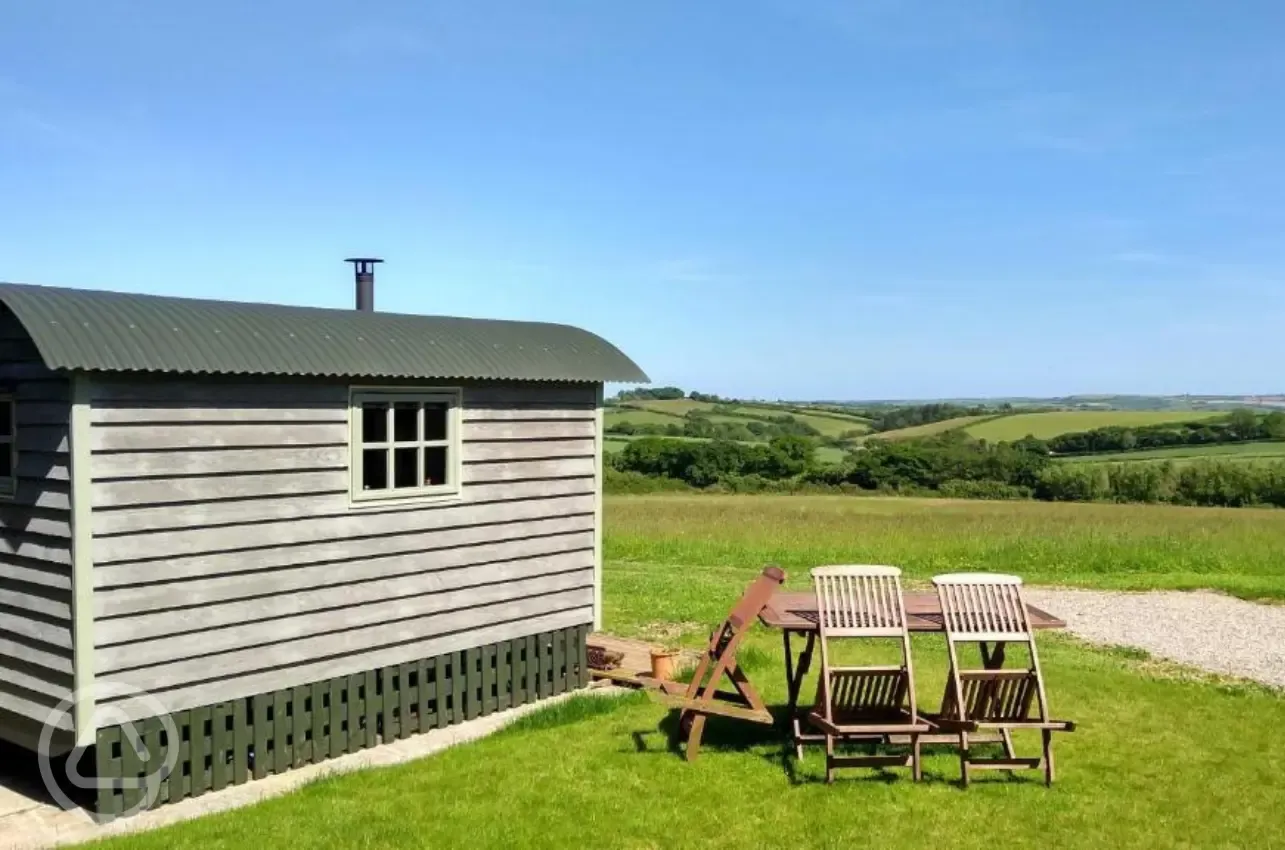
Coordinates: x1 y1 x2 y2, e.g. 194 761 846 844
3 2 1283 400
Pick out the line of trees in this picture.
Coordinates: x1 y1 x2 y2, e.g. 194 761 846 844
607 408 823 442
1043 410 1285 455
609 433 1285 509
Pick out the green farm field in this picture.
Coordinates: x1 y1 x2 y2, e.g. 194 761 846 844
1060 441 1285 465
103 494 1285 850
965 410 1224 442
869 414 998 441
603 408 681 428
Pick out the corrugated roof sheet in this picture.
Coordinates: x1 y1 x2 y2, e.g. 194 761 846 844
0 282 649 383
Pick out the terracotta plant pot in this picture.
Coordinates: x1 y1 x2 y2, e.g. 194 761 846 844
650 648 680 681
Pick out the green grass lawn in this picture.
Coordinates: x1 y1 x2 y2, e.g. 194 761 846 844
965 411 1224 442
1059 440 1285 465
93 495 1285 849
606 494 1285 600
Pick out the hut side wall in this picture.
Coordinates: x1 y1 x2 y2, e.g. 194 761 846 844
0 308 75 750
86 377 599 721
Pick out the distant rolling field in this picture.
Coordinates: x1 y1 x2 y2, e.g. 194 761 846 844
870 415 998 441
966 410 1224 442
622 399 869 437
604 408 682 428
604 434 847 465
1059 441 1285 466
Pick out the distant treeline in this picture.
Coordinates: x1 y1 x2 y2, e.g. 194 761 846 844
608 407 824 442
609 433 1285 508
1044 409 1285 455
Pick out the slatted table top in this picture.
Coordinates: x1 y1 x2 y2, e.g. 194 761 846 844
759 590 1066 633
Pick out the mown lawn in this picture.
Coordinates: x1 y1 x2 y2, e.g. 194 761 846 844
92 495 1285 849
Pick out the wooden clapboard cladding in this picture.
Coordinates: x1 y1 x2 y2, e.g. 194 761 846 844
0 308 76 745
85 376 602 721
92 625 591 820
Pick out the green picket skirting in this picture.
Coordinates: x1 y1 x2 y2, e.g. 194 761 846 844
93 625 591 819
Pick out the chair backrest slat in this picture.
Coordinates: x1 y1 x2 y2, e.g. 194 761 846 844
725 565 786 631
812 565 906 638
933 573 1031 642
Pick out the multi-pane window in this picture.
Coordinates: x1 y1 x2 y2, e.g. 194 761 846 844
350 389 461 502
0 395 14 498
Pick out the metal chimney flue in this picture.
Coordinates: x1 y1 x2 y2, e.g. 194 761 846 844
344 257 383 312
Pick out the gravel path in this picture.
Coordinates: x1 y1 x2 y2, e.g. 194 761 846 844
1024 589 1285 689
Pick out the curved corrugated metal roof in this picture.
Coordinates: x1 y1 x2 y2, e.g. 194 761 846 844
0 282 649 384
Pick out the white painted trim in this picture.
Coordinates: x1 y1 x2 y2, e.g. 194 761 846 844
70 374 96 746
593 383 604 631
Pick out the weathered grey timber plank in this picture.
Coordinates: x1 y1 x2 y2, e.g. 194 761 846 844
90 445 346 479
94 514 594 585
15 425 70 453
97 572 594 670
0 559 71 590
460 438 594 462
0 582 72 621
89 380 345 406
93 492 595 562
16 403 71 426
16 453 70 481
12 381 70 401
0 635 74 674
100 606 593 722
0 688 72 730
92 477 592 535
0 610 73 648
465 420 595 441
0 659 74 700
464 457 595 483
97 531 594 616
462 385 597 407
0 534 72 565
462 407 595 422
92 470 349 508
100 588 594 691
5 480 71 511
99 554 593 643
91 405 347 424
0 506 71 538
91 422 343 451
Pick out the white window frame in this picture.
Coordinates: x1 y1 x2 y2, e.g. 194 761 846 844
348 386 463 505
0 394 14 499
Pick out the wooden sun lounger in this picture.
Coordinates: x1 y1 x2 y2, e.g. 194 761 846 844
643 566 786 761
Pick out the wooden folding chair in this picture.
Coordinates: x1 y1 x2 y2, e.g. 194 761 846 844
644 565 785 761
931 573 1075 787
805 565 931 783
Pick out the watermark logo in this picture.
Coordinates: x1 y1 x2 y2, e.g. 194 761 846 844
39 680 179 818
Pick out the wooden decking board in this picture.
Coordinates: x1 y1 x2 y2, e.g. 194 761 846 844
585 633 699 688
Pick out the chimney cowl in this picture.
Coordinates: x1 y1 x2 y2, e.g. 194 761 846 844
344 257 383 312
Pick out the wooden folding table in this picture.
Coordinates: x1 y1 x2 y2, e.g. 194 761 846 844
759 589 1066 755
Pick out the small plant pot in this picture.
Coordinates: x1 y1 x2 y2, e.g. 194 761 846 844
650 648 681 681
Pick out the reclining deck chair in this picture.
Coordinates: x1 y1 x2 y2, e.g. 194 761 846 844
805 566 931 782
644 565 786 761
931 573 1075 787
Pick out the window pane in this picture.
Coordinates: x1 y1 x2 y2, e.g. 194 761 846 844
362 449 389 490
424 446 449 486
362 403 388 443
393 403 418 442
424 403 449 441
393 447 418 488
0 448 11 479
0 403 11 438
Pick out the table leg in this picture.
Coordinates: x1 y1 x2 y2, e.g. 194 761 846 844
783 630 818 759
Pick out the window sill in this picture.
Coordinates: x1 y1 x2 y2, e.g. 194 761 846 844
347 489 464 512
